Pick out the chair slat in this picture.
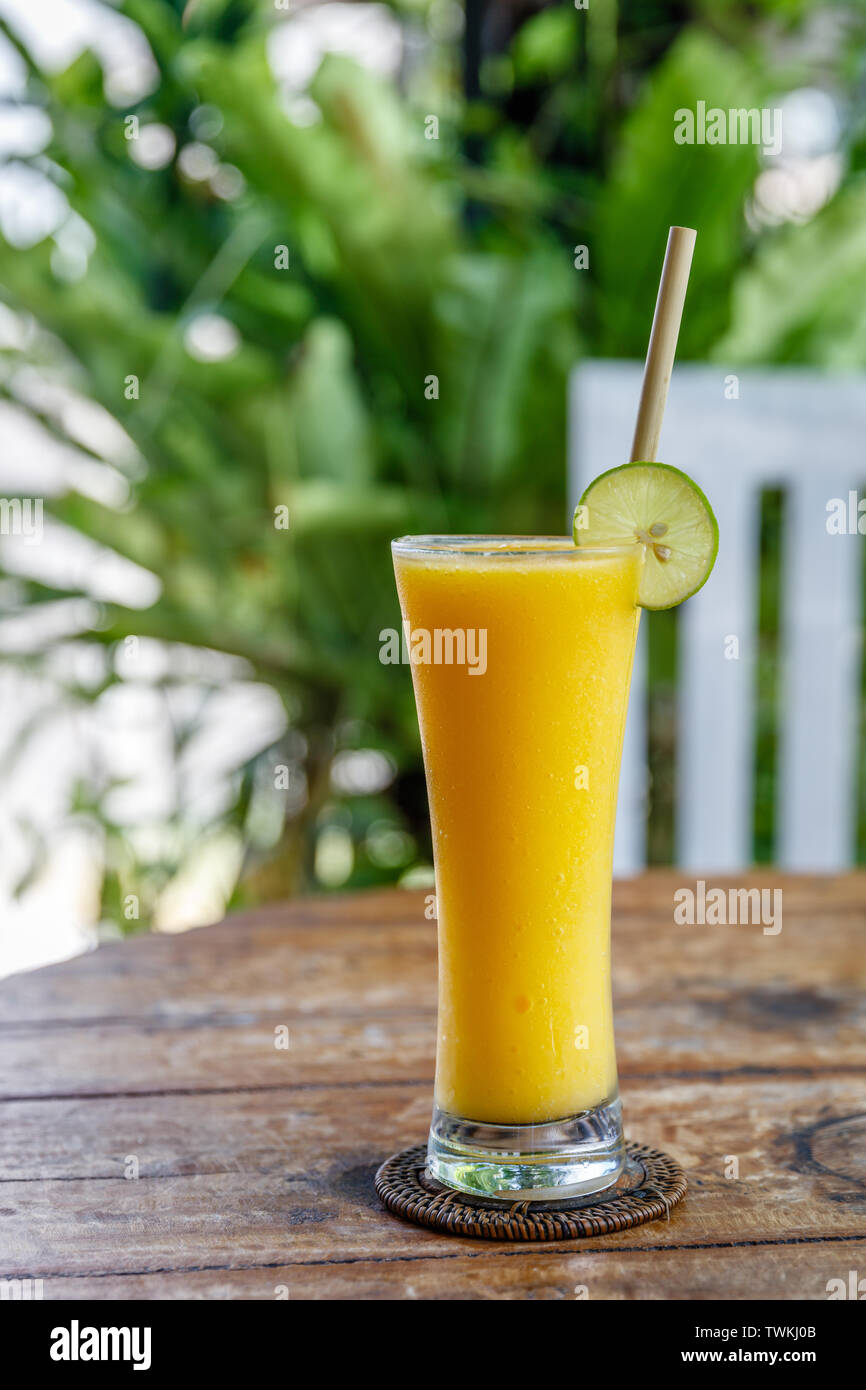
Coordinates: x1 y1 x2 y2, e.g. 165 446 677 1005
778 476 862 869
676 485 760 869
569 360 866 872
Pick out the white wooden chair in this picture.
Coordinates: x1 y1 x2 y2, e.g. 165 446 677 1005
569 361 865 873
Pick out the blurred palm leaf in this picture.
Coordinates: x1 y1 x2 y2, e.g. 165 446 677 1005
1 0 865 925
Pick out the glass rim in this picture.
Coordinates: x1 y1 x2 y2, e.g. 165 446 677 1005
391 534 641 558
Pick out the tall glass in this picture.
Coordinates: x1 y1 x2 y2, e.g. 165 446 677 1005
392 536 644 1200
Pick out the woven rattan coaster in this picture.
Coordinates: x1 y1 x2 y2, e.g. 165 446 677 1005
375 1141 686 1241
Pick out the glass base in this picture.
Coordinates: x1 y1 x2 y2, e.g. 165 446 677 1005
427 1094 625 1202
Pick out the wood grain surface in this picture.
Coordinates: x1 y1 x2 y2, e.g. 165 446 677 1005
0 873 864 1300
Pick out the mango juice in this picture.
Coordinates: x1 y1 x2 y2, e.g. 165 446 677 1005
393 538 642 1126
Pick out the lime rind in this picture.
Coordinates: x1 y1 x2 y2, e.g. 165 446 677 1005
574 461 718 610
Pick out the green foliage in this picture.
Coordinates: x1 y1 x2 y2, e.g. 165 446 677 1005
716 178 866 365
595 30 764 358
1 0 865 925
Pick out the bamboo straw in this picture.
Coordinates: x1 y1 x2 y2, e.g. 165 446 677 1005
629 226 696 462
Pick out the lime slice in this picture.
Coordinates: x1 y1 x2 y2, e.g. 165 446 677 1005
574 461 718 610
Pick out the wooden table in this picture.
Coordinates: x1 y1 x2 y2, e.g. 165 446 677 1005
2 873 864 1300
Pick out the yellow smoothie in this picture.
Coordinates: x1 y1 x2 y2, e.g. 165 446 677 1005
393 538 642 1125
